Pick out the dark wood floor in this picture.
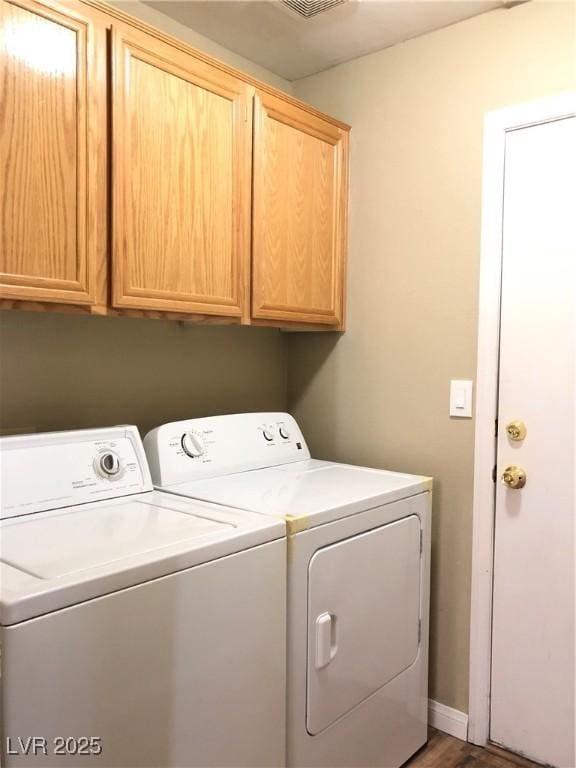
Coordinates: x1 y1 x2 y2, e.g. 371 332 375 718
406 730 541 768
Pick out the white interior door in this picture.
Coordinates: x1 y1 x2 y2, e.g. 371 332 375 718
490 115 575 767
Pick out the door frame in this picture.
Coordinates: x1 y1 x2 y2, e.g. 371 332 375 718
468 90 576 746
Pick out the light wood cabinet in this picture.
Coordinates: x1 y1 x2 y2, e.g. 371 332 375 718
0 0 106 305
111 26 252 317
252 91 348 328
1 0 349 328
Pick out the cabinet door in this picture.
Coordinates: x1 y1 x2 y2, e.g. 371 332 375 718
252 91 348 327
111 27 252 318
0 0 104 304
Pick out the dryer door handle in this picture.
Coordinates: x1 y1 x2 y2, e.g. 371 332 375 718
315 612 338 669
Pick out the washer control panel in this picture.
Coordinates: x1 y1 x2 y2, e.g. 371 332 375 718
0 426 152 520
144 413 310 487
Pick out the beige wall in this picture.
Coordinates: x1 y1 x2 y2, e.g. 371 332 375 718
288 0 576 713
0 313 287 436
0 12 291 438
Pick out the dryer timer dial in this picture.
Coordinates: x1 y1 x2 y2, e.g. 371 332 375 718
181 432 204 458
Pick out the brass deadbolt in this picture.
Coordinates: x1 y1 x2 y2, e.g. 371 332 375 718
502 465 527 489
506 420 527 441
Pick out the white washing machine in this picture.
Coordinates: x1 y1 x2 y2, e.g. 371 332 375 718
0 426 286 768
144 412 432 768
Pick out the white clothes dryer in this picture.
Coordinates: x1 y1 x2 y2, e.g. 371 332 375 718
144 412 432 768
0 426 286 768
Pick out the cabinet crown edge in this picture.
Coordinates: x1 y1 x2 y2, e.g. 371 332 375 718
81 0 351 133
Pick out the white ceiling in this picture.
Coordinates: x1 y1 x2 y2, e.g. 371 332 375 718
145 0 506 81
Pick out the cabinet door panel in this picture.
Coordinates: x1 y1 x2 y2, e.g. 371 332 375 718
252 92 348 327
112 28 251 317
0 0 102 304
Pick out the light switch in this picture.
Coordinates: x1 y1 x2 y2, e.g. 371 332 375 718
450 380 473 418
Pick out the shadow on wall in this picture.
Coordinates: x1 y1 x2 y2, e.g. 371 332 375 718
0 311 287 436
286 331 342 457
425 478 444 706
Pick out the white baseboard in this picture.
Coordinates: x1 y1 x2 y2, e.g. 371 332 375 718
428 699 469 741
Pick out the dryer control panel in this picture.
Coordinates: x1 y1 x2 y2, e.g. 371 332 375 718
0 426 152 519
144 413 311 487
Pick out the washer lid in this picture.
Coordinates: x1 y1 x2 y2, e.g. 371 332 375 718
0 490 285 625
170 460 432 529
1 498 232 579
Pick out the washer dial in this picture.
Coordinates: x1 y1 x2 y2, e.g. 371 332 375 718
181 432 204 458
279 426 290 440
96 451 122 478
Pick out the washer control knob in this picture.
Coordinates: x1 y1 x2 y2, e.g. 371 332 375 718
181 432 204 458
279 426 290 440
262 428 274 442
99 451 121 477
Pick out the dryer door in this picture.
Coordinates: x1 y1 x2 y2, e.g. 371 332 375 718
306 514 421 735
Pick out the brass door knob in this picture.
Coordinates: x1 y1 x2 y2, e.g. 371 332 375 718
502 465 526 489
506 420 527 441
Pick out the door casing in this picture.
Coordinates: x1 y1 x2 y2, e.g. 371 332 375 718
468 90 576 745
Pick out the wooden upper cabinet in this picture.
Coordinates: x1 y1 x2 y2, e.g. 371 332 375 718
1 0 349 326
111 26 252 317
0 0 105 305
252 90 349 328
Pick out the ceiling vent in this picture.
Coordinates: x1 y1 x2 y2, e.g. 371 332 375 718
279 0 349 19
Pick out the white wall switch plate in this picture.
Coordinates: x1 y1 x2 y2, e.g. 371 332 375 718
450 379 473 418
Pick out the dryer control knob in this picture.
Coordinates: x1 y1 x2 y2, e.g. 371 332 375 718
262 428 274 442
181 432 204 458
279 426 290 440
